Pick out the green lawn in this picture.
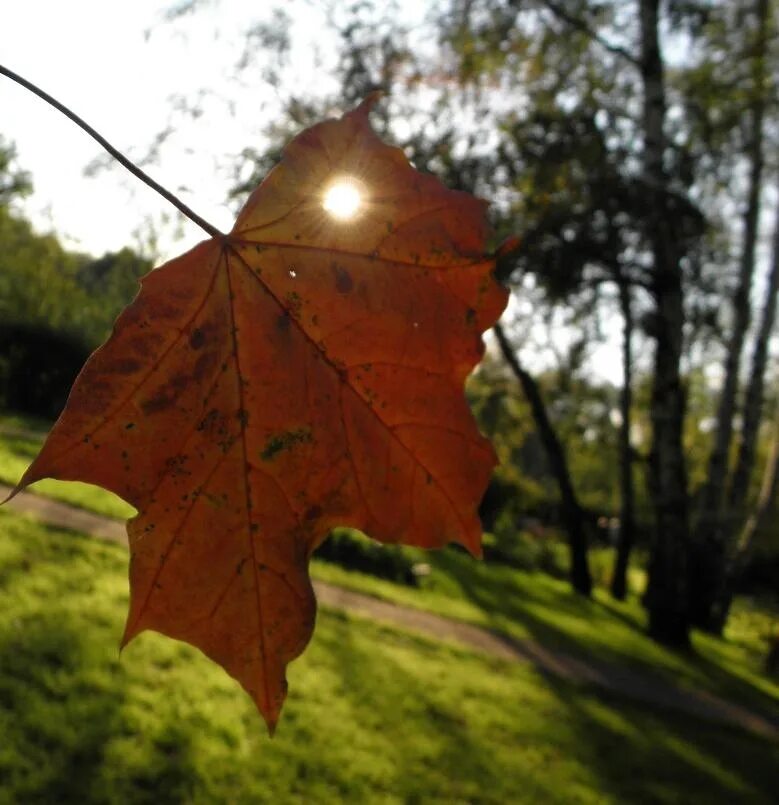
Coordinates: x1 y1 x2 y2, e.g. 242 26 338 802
0 509 777 804
2 418 778 726
0 429 134 520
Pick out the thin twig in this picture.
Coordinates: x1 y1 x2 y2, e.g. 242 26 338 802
537 1 640 67
0 63 225 240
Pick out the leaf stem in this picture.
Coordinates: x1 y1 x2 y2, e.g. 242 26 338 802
0 63 225 240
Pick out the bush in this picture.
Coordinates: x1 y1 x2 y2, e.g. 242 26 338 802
481 529 569 577
0 322 90 419
315 528 419 586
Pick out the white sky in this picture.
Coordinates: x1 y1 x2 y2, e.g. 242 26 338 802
1 0 335 259
0 1 657 387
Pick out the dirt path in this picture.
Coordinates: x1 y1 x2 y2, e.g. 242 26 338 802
1 482 777 741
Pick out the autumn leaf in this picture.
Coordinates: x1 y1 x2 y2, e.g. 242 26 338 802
12 97 508 731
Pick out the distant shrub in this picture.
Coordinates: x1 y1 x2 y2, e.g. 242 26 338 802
315 528 419 586
482 530 535 569
0 322 90 419
536 538 569 579
482 529 569 577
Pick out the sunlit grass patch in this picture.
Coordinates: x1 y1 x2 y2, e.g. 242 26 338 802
1 509 777 804
0 429 134 520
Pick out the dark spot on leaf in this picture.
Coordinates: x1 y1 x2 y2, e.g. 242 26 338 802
189 328 205 349
197 409 220 432
333 265 353 294
142 394 174 415
193 352 216 381
304 505 322 521
285 291 302 317
260 427 313 461
111 358 142 374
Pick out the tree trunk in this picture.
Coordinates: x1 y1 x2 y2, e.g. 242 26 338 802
494 323 592 596
639 0 690 647
729 181 779 515
691 0 768 632
611 276 636 600
712 402 779 633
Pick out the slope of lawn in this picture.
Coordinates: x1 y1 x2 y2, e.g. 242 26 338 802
0 509 777 804
2 417 778 725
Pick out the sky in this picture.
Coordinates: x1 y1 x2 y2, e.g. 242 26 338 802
1 0 335 259
1 0 634 385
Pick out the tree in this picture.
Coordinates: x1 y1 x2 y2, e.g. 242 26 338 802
494 322 593 595
635 0 693 645
0 136 31 206
462 0 702 641
689 0 773 632
159 1 779 643
707 189 779 632
611 271 636 600
729 180 779 518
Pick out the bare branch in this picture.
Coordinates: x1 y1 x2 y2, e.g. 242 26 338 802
536 0 640 67
0 63 224 240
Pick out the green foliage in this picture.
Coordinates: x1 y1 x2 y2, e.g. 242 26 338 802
0 205 152 353
0 206 89 337
0 141 152 371
74 248 152 345
0 136 31 205
469 359 640 549
0 180 152 419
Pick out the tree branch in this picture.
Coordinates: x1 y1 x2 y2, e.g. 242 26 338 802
537 1 640 67
0 63 224 240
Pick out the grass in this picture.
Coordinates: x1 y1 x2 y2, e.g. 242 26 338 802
1 509 778 804
0 428 134 520
313 550 779 719
2 416 778 725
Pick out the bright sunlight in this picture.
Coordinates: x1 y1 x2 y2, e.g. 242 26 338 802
322 179 362 220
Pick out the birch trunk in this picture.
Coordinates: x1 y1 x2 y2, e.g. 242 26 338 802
713 403 779 632
640 0 690 646
611 276 636 600
730 184 779 515
691 0 769 631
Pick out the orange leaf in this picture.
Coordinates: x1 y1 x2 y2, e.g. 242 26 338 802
13 98 508 731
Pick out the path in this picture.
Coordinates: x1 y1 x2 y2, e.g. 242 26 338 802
1 482 777 741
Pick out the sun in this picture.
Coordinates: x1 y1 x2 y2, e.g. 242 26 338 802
322 179 362 220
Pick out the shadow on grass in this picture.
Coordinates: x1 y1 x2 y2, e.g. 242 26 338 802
428 548 779 726
0 528 199 804
316 609 779 804
313 610 554 803
544 675 779 805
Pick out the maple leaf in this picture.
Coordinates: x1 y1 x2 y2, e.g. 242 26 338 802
12 98 508 731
